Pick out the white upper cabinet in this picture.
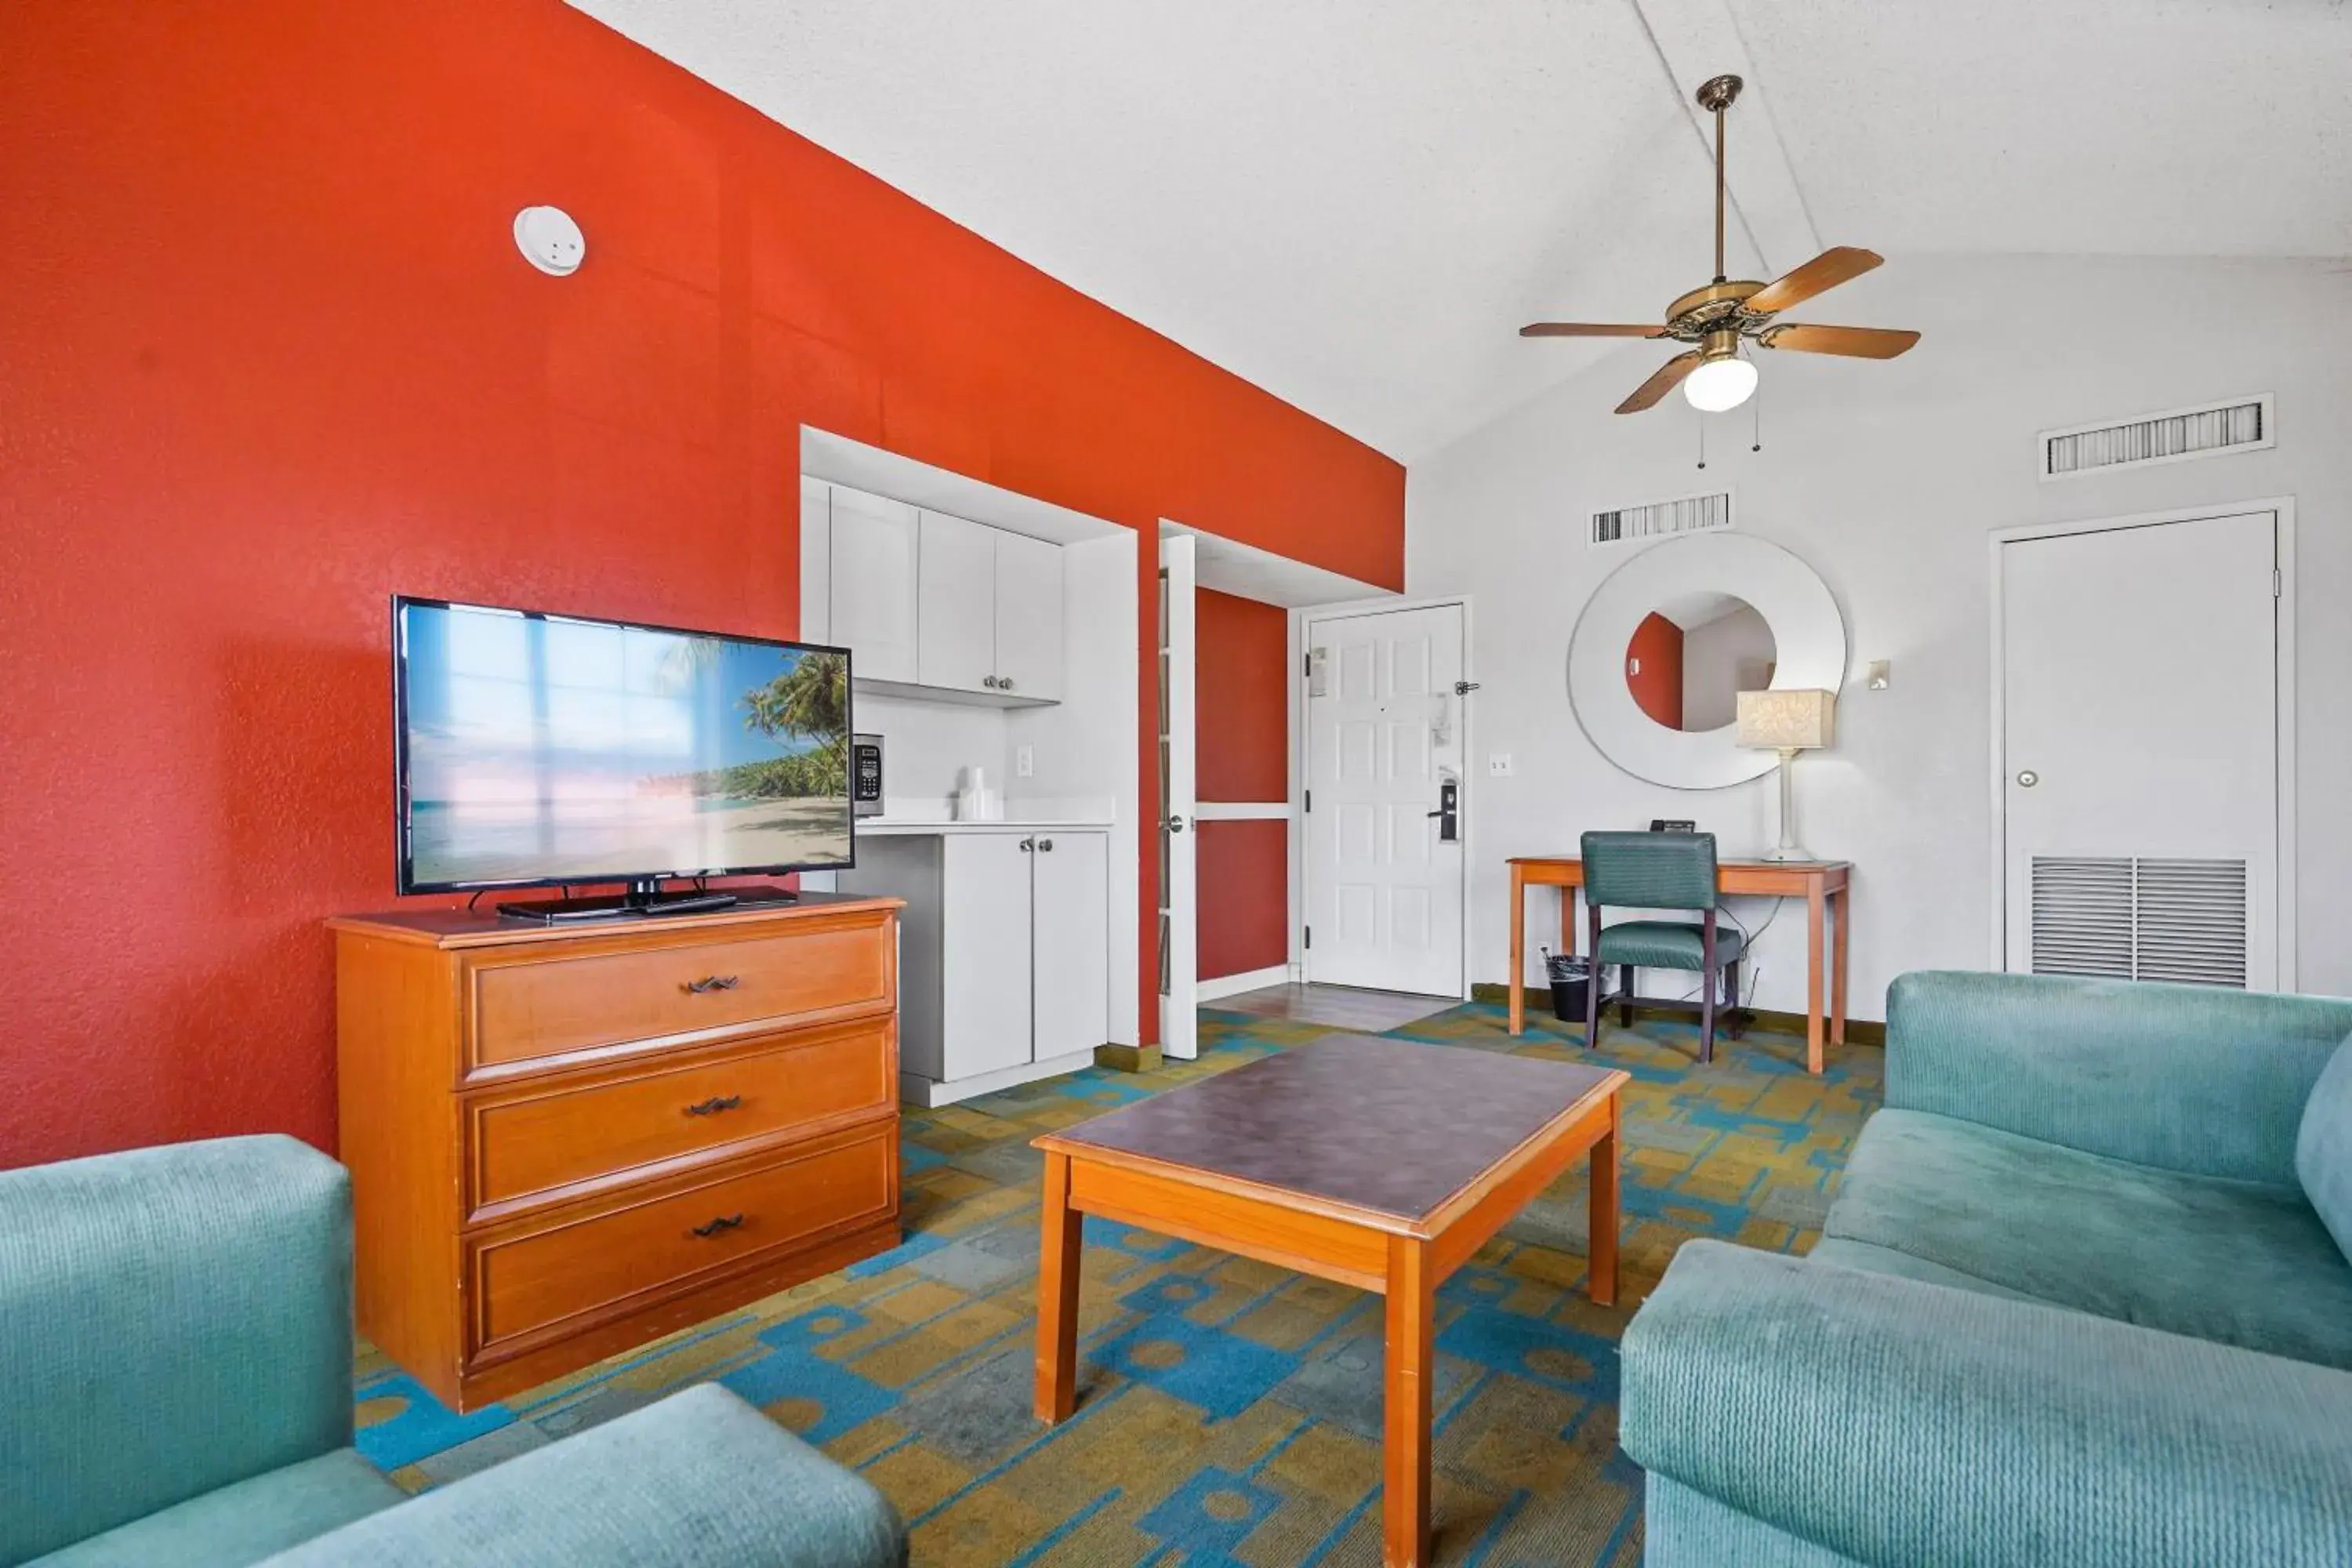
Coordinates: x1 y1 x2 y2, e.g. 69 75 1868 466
992 529 1065 702
804 481 1068 705
916 510 1000 695
826 488 920 683
797 476 831 645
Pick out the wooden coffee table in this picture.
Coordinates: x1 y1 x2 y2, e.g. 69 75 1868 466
1031 1034 1628 1568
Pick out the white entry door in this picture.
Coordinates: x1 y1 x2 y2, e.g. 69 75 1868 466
1304 603 1466 995
2000 510 2282 988
1159 535 1199 1058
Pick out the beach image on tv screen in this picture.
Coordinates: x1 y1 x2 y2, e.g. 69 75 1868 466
401 603 851 887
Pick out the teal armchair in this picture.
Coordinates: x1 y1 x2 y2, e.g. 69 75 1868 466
1 1135 906 1568
1621 971 2352 1567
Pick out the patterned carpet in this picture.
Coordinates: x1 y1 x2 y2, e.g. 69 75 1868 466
354 1001 1880 1566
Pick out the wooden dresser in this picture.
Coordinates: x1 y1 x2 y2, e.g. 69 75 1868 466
329 893 902 1412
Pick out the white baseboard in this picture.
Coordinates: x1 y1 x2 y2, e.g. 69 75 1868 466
1197 964 1291 1001
898 1047 1098 1108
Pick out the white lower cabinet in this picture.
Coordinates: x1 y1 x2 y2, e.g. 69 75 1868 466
839 828 1109 1106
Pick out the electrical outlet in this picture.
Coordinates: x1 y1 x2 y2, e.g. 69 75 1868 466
1867 659 1892 691
1016 744 1035 779
1488 753 1514 777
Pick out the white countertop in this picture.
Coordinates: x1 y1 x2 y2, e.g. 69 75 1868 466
858 818 1113 836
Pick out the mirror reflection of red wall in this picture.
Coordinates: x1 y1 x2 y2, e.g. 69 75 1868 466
1626 612 1683 728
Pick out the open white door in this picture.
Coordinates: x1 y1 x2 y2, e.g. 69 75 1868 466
1160 535 1199 1058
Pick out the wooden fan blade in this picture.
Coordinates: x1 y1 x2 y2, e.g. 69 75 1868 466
1616 351 1702 414
1520 322 1664 338
1744 247 1883 316
1759 324 1920 359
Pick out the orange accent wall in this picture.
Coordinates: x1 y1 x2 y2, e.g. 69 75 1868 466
0 1 1402 1167
1193 589 1290 980
1627 612 1685 730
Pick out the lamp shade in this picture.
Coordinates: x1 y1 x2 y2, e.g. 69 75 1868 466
1737 688 1836 750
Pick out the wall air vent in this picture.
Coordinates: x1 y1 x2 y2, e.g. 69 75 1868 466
2029 855 2248 988
1590 490 1731 548
2039 395 2273 481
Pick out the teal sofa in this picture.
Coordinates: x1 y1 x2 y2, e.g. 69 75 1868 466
1622 971 2352 1568
2 1135 907 1567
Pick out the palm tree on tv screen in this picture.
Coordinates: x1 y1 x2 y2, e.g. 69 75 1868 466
743 652 848 795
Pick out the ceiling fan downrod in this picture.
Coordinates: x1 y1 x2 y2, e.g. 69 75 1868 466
1697 74 1742 285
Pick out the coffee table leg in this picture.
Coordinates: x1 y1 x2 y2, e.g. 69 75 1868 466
1383 1235 1433 1568
1034 1152 1082 1423
1588 1095 1620 1307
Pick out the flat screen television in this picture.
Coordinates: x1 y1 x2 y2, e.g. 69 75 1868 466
394 597 852 918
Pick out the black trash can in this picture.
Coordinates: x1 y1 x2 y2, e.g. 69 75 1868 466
1544 953 1592 1023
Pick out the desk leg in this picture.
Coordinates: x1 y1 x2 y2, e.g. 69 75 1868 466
1806 883 1827 1075
1508 864 1526 1036
1033 1152 1082 1423
1588 1093 1620 1308
1383 1234 1434 1568
1831 884 1849 1047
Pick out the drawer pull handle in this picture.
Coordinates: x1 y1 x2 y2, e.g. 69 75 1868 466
691 1213 747 1238
683 975 740 994
684 1094 743 1116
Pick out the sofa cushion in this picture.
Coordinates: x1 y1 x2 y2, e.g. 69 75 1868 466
1595 920 1744 971
2299 1036 2352 1265
29 1450 401 1568
1800 1238 2042 1306
1825 1109 2352 1370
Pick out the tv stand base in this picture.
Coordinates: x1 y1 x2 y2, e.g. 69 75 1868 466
495 878 800 924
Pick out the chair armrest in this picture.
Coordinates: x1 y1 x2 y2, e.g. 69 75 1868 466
0 1134 354 1563
1621 1241 2352 1568
1886 971 2352 1184
260 1386 906 1568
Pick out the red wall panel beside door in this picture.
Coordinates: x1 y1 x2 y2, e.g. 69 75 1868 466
0 1 1402 1167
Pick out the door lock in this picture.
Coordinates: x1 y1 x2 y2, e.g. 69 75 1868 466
2016 770 2039 788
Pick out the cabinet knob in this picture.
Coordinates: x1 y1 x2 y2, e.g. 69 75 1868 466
1000 676 1014 691
1019 838 1034 851
982 674 1000 689
1039 838 1054 851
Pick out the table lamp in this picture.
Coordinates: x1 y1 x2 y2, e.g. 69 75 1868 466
1737 688 1835 862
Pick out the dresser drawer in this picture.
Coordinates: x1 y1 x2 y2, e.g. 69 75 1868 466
468 1127 896 1359
466 1019 895 1219
465 913 893 1073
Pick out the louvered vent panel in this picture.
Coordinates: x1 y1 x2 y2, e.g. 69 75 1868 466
2042 397 2270 479
2135 858 2248 987
1591 491 1730 547
2031 858 2134 978
2029 855 2248 988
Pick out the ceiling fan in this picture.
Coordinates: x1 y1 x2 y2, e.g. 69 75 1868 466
1520 74 1919 415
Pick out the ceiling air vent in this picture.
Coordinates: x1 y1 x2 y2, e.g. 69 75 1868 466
2040 395 2273 481
1591 490 1731 549
2029 855 2248 988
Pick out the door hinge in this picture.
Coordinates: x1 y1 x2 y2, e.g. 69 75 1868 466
1303 651 1312 677
1304 789 1312 813
1303 925 1312 950
1454 680 1481 695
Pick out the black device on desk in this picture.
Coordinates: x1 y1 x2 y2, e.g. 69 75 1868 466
1649 818 1696 833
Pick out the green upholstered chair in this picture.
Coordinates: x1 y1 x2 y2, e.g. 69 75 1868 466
1580 829 1741 1062
2 1135 907 1568
1621 971 2352 1567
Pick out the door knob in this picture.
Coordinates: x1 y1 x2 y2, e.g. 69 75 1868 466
1165 815 1187 833
2016 770 2039 788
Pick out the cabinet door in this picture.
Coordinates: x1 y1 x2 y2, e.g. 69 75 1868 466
939 833 1035 1079
1029 831 1109 1062
992 531 1065 702
798 477 830 644
827 488 919 683
915 511 999 694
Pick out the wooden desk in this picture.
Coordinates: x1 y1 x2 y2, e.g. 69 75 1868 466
1033 1035 1626 1568
1507 856 1851 1073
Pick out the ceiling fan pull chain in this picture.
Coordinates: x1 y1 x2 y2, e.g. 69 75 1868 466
1751 381 1762 453
1697 408 1708 471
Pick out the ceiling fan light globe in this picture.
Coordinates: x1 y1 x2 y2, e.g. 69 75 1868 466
1683 355 1758 412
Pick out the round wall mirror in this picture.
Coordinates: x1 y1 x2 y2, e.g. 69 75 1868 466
1568 533 1844 789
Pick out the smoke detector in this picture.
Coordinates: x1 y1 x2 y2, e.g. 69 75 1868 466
513 206 585 277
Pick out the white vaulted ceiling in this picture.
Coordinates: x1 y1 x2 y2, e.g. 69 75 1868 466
568 0 2352 460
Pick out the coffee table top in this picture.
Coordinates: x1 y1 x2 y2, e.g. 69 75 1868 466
1034 1034 1623 1231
